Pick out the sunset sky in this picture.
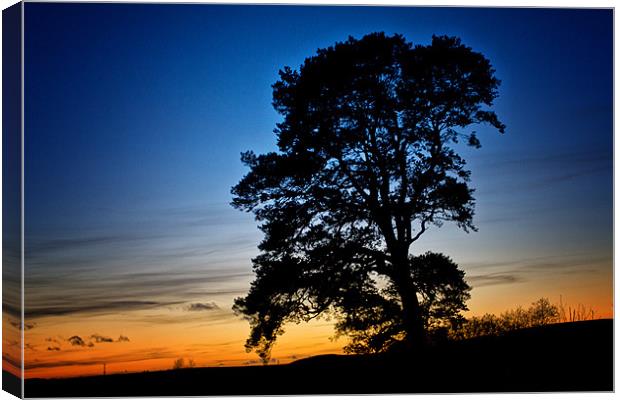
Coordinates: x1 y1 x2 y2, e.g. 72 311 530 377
14 4 612 378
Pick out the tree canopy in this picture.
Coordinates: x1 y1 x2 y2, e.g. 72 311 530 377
231 32 504 361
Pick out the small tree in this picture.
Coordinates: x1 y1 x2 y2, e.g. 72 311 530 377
529 298 559 326
172 358 185 370
232 32 504 361
499 306 531 331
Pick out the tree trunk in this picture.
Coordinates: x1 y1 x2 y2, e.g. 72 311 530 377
391 252 427 350
398 279 426 349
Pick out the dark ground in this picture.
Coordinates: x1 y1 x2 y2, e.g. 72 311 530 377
22 319 613 397
3 370 20 398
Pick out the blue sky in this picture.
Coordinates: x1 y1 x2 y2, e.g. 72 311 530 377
23 4 612 328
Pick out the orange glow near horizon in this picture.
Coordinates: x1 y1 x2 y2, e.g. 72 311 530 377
23 313 343 379
20 262 613 380
2 316 22 378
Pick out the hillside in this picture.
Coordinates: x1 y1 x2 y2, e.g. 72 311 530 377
24 319 613 397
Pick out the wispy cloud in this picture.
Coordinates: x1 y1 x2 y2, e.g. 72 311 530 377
473 147 612 196
45 337 61 345
22 202 260 326
9 320 36 331
26 347 180 370
26 300 185 319
129 308 236 326
67 336 91 347
25 204 258 267
464 252 611 272
3 302 22 319
464 252 611 289
186 302 219 311
473 147 611 171
90 334 114 343
44 333 132 351
468 273 523 288
25 269 250 319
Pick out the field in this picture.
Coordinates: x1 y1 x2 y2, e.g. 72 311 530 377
22 319 612 397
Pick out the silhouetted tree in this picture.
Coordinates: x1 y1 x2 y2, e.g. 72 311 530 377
232 32 504 360
172 358 185 370
452 297 561 340
529 298 559 326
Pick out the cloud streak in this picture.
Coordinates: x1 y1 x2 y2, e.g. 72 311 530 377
26 347 180 370
44 333 132 351
26 300 185 319
21 203 260 326
186 302 219 311
465 253 611 289
9 320 36 331
468 273 523 288
25 269 250 319
90 334 114 343
67 336 90 347
25 204 259 268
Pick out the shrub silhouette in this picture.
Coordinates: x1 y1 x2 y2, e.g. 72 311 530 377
171 358 196 369
452 297 564 339
172 358 185 370
529 298 559 326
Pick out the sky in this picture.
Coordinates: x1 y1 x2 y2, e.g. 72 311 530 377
11 4 612 379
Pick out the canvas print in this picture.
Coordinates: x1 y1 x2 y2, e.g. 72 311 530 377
2 2 613 397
